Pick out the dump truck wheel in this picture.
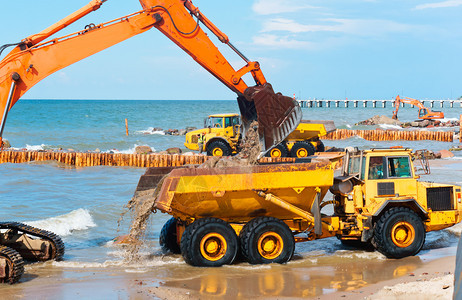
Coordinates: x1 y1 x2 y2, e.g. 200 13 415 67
159 217 181 254
207 140 231 157
317 141 325 152
265 144 289 158
180 218 238 267
290 141 316 158
372 207 425 258
240 217 294 264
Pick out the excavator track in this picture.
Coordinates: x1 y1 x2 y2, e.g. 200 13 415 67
0 222 65 261
0 245 24 284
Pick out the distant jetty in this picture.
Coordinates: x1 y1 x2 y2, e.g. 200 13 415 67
297 99 461 108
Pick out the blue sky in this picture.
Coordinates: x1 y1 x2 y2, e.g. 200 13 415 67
1 0 461 100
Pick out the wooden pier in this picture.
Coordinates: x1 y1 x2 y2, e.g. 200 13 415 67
297 99 462 108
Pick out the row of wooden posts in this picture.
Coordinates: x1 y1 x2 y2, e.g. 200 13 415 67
0 129 454 167
324 129 454 142
0 151 296 168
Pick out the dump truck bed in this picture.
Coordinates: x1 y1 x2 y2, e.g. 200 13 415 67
286 120 336 141
150 162 334 222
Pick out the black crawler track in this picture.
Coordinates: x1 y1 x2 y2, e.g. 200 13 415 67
0 222 65 261
0 245 24 284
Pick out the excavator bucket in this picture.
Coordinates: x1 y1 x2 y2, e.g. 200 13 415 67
237 83 302 157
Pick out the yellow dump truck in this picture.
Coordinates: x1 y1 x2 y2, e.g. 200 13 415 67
184 114 335 157
136 148 462 267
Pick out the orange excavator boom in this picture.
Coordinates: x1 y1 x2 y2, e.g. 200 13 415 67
0 0 301 156
392 95 444 121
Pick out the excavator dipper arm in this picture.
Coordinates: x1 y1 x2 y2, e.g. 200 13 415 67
0 0 301 156
392 95 444 121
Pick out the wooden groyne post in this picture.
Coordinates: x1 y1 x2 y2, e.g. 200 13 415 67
324 129 454 142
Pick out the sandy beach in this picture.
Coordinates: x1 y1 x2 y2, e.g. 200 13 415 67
0 253 455 299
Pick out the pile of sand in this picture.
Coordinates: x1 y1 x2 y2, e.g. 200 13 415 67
368 274 453 299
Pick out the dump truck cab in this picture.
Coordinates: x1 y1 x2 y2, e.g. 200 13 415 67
335 148 462 255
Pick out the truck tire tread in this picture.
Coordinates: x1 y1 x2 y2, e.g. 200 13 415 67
240 216 294 264
206 140 231 157
290 141 316 158
180 218 238 267
372 207 425 258
159 217 181 254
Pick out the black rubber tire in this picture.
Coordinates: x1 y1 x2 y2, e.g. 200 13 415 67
240 217 295 264
265 143 289 158
290 141 316 158
372 207 425 258
159 217 181 254
317 141 325 152
206 140 231 157
180 218 238 267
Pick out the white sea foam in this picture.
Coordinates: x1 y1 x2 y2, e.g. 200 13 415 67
335 250 386 260
10 144 48 151
108 144 156 154
135 127 165 135
25 208 96 237
52 255 184 269
379 124 402 130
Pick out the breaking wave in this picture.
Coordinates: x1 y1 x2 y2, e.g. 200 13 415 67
11 144 48 151
135 127 165 135
108 144 156 154
378 124 402 130
25 208 96 237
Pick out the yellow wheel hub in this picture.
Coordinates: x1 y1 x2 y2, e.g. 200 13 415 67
257 232 284 260
212 147 223 157
391 222 415 248
270 148 282 158
296 148 308 158
200 233 227 261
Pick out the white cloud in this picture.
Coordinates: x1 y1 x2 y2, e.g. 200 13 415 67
253 34 314 49
415 0 462 9
261 18 416 36
252 0 316 15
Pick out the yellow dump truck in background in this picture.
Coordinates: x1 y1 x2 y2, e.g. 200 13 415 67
135 148 462 267
184 113 336 157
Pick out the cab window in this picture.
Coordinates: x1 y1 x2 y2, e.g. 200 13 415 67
387 156 411 178
224 117 232 128
348 155 366 180
209 117 222 128
368 156 384 180
232 116 240 126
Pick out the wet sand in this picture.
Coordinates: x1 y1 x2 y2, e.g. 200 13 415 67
0 253 455 299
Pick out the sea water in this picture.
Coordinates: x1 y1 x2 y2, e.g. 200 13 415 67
1 99 462 296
